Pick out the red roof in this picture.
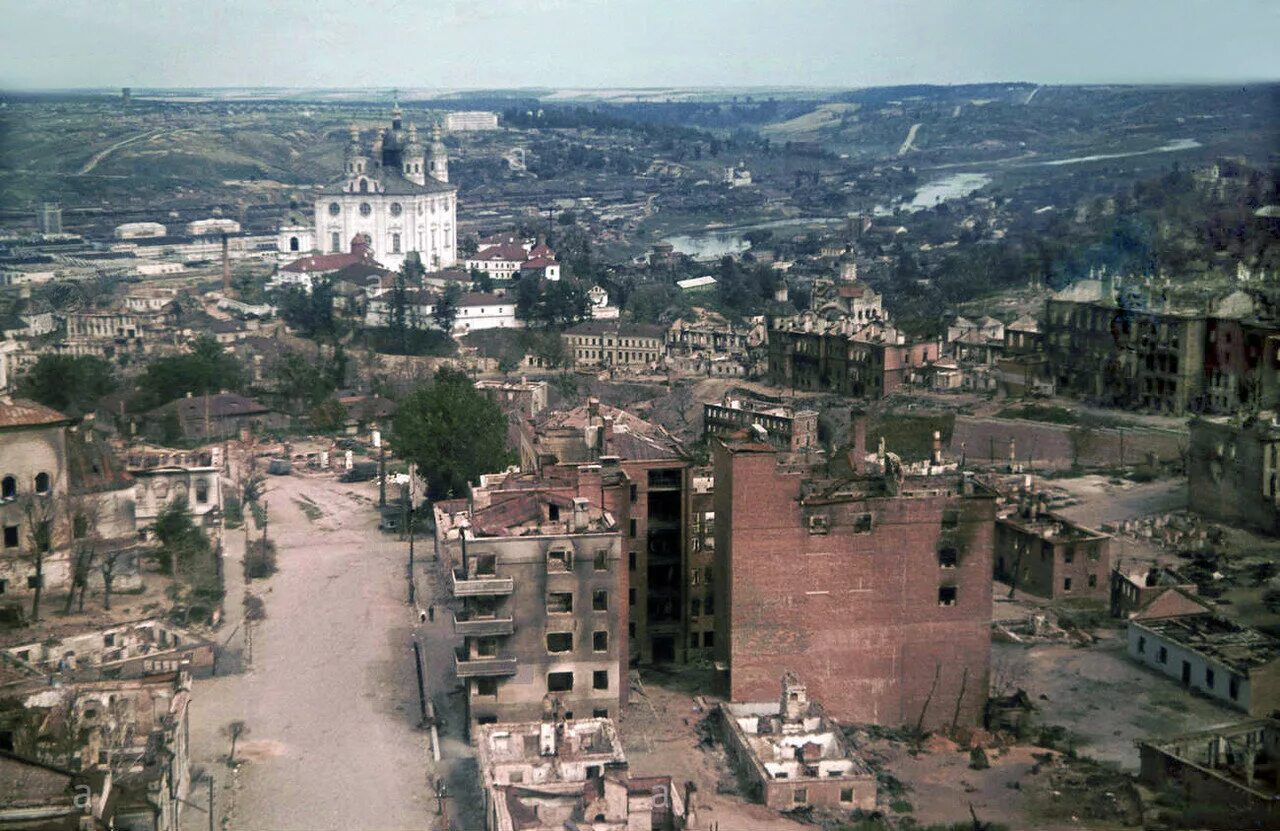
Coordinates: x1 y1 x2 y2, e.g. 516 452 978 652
473 243 527 261
528 243 554 258
522 257 557 269
281 236 378 273
458 292 509 307
0 398 70 429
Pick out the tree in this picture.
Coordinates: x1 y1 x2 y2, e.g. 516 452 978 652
22 494 56 622
469 268 493 293
392 368 513 500
17 355 118 417
99 547 126 611
152 498 210 577
275 280 341 342
433 284 461 333
64 496 103 614
134 336 243 412
222 720 249 767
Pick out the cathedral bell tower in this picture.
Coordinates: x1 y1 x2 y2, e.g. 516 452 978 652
403 123 426 186
344 125 368 179
429 123 449 183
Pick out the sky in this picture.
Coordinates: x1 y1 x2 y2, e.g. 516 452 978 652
1 0 1278 90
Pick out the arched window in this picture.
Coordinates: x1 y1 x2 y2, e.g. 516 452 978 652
359 179 369 193
1 475 15 500
289 236 299 252
34 472 50 495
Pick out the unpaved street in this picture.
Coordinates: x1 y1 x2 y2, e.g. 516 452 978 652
185 472 433 830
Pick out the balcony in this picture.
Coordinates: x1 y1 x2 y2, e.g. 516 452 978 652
455 655 518 678
453 614 515 637
451 570 514 597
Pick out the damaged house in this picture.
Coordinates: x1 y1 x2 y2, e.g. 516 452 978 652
474 715 683 831
720 673 876 812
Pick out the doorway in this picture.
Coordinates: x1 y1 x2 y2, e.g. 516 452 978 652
651 635 676 663
1181 660 1191 686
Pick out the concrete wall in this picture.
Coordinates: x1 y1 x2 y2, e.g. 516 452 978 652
950 416 1187 471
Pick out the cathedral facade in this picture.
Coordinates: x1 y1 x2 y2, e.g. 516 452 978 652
314 107 458 272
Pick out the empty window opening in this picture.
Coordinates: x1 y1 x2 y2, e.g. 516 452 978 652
593 631 608 652
592 670 609 690
941 510 960 529
547 592 573 614
475 554 497 576
938 586 957 606
1 476 14 500
853 513 873 533
548 672 574 693
34 472 50 495
938 547 958 568
592 589 608 611
547 549 572 572
593 550 608 571
546 633 573 653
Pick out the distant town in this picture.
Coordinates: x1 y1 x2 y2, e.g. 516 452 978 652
1 80 1279 831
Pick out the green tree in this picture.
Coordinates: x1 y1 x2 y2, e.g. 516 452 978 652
152 497 210 576
433 283 461 333
134 336 243 412
470 268 493 293
17 355 117 416
392 367 513 500
275 280 341 342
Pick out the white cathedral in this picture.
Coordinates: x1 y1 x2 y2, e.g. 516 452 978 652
278 106 458 272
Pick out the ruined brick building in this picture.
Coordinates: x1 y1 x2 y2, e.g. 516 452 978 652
712 419 995 729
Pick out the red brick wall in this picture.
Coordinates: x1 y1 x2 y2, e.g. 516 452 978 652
715 443 993 728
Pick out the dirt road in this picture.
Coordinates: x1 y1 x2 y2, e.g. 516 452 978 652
184 473 433 830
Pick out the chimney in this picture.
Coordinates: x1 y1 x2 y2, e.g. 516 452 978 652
572 497 590 532
849 408 867 475
588 397 600 420
931 430 943 465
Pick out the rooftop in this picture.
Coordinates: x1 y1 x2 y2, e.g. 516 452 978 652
1135 613 1280 674
0 397 70 430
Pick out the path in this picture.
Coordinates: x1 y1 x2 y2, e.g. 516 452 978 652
898 122 922 156
184 473 434 830
78 129 163 174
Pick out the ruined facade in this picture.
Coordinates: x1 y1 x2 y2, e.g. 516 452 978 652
720 674 876 811
995 501 1111 600
0 397 72 603
702 399 818 453
1139 719 1280 830
1188 413 1280 535
518 400 702 665
712 431 995 729
435 477 629 731
474 717 683 831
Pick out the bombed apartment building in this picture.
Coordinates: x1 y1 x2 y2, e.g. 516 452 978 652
712 415 996 729
1128 612 1280 716
518 399 700 665
720 673 876 812
434 470 629 732
702 397 818 453
1139 719 1280 830
1188 412 1280 535
473 716 683 831
0 671 192 831
3 618 217 680
995 488 1112 600
476 377 549 421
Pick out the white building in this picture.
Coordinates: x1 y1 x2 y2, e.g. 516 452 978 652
454 292 519 334
114 222 167 240
314 107 457 272
185 218 240 237
445 111 500 131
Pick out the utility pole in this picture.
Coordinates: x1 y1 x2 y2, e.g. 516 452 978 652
376 427 386 508
407 463 416 606
207 774 215 831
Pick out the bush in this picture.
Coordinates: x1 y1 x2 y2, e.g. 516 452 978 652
244 539 278 580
